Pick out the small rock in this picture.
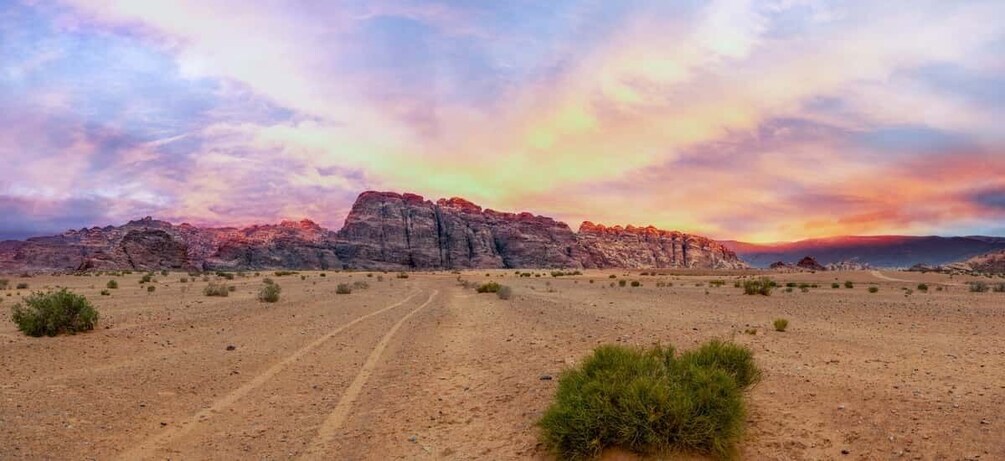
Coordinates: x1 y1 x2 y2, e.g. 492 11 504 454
226 345 236 351
408 435 418 443
539 375 553 381
841 449 850 455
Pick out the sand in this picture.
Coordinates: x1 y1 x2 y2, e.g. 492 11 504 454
0 270 1002 460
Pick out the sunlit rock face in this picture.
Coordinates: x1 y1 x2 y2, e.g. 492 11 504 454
0 191 745 272
576 222 745 270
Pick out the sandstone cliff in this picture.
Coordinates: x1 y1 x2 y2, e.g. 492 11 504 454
0 191 745 272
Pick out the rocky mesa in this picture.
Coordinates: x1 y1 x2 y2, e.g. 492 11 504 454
0 191 745 272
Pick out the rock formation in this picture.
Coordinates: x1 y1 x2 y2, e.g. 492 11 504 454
795 256 826 271
0 191 745 272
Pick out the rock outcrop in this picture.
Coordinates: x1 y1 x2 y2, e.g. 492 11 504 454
0 191 745 272
576 222 744 269
795 256 826 271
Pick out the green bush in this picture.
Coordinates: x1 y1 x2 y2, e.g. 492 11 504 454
630 280 641 287
968 281 989 293
140 274 152 284
336 283 352 294
917 283 928 292
476 281 502 293
868 286 879 293
831 283 840 289
106 280 118 289
10 289 99 337
497 285 513 300
742 277 774 296
618 279 627 287
773 318 789 332
539 341 759 459
203 282 230 297
258 283 281 303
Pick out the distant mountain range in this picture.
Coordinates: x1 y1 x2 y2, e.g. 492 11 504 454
722 235 1005 269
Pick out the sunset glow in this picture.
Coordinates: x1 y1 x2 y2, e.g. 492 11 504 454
1 0 1002 242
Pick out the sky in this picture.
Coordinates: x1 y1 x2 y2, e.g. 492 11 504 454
1 0 1003 242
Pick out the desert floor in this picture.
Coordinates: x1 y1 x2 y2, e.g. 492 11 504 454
0 269 1002 460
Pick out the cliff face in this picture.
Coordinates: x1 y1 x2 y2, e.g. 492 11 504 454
576 222 744 270
0 191 745 272
0 218 342 272
336 192 742 270
334 192 583 269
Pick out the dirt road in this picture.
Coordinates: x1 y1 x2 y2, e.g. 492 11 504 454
1 270 1002 460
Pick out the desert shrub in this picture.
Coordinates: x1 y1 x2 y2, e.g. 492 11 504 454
476 281 502 293
773 318 789 332
320 273 327 277
709 280 725 288
352 281 369 290
336 283 352 294
397 272 409 279
618 279 627 287
100 289 111 296
140 274 152 284
784 287 794 293
742 277 774 296
539 341 758 459
106 280 119 289
258 283 281 303
0 279 9 290
831 283 840 289
917 283 928 292
10 289 99 337
377 275 385 282
203 283 230 297
993 283 1005 293
147 285 156 293
785 282 797 288
160 270 169 276
844 281 854 289
609 274 617 279
16 282 29 290
263 277 275 285
497 285 513 300
968 281 989 293
301 275 307 281
868 286 879 293
180 277 189 283
274 271 298 277
227 285 237 292
630 280 641 287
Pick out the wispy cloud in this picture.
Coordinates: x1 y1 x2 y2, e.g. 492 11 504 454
1 0 1002 241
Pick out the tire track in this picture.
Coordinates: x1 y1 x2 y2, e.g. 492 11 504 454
115 290 422 460
301 289 439 460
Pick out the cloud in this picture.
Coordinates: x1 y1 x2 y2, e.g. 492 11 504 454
0 0 1002 241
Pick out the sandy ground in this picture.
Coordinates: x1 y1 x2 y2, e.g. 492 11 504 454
0 270 1002 460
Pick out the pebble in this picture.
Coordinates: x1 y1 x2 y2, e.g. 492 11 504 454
226 345 236 351
539 375 553 381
